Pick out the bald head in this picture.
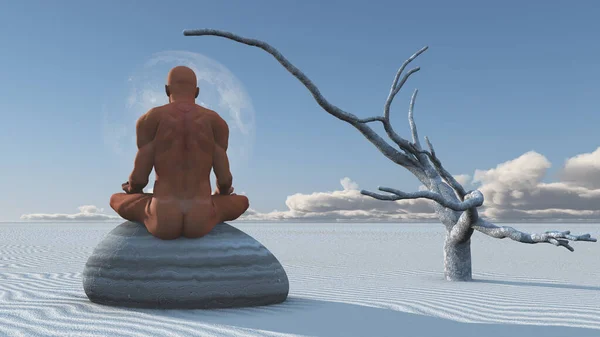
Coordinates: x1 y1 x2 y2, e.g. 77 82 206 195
165 66 199 100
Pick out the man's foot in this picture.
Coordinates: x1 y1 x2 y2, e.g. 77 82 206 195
109 192 153 223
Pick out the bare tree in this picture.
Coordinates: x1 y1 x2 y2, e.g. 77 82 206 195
183 29 597 281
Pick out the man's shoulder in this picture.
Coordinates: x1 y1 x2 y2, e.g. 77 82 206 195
135 107 164 134
143 105 170 123
197 105 220 119
139 106 161 119
150 105 169 116
198 106 227 127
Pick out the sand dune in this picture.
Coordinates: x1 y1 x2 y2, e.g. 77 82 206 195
0 222 599 337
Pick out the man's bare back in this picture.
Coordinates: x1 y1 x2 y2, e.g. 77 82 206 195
109 66 249 240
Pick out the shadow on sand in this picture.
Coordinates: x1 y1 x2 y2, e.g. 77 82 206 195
472 278 600 292
126 296 598 337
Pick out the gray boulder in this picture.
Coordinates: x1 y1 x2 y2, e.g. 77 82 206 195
82 221 289 309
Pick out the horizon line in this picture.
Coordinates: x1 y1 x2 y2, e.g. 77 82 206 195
2 220 600 224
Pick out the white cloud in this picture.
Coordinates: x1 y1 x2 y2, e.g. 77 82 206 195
453 174 472 187
20 205 120 221
340 177 359 191
240 148 600 223
239 177 437 222
472 149 600 222
560 147 600 189
21 148 600 223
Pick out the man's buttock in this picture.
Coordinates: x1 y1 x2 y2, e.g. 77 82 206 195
152 196 215 214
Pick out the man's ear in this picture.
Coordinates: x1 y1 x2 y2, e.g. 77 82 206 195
165 85 170 97
195 87 199 98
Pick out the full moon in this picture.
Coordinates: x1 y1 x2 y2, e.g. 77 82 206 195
102 50 256 192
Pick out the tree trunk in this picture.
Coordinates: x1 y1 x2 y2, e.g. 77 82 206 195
443 235 473 281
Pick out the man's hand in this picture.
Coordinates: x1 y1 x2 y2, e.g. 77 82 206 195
213 186 235 196
122 182 143 194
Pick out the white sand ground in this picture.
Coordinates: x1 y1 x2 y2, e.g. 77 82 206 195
0 221 598 337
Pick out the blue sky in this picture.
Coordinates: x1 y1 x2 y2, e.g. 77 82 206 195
2 0 599 222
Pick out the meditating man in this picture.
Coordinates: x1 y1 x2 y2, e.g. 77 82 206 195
110 66 249 240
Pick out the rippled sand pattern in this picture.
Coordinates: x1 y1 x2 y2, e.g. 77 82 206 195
0 222 599 337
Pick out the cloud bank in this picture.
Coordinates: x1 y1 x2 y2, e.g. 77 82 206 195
20 148 600 223
240 148 600 223
20 205 120 221
472 149 600 222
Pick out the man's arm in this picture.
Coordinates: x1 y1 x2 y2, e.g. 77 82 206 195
211 112 233 194
127 109 159 193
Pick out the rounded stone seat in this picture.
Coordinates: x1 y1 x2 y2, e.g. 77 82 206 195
82 221 289 309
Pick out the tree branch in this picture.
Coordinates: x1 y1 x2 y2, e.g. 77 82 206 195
356 115 421 164
418 137 468 200
472 218 597 252
361 187 483 211
183 28 424 172
407 89 421 150
386 47 428 114
379 47 428 158
356 50 430 162
357 116 385 123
